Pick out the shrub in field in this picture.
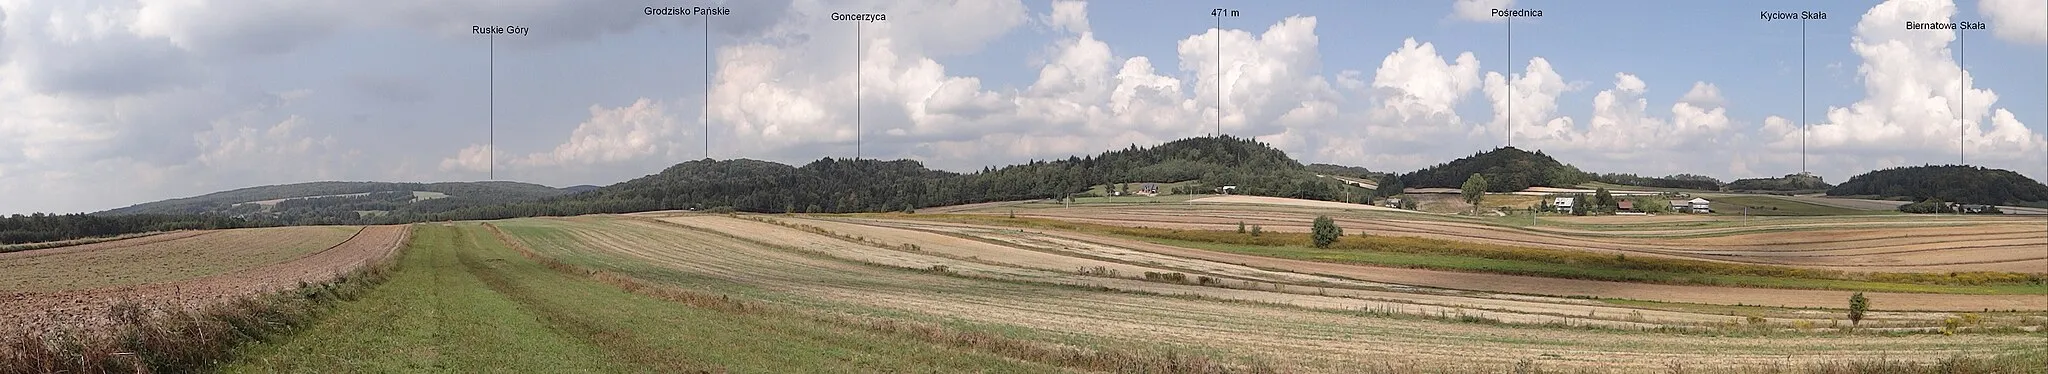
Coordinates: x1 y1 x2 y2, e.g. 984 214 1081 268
1848 292 1869 326
1236 221 1246 234
1141 272 1189 283
1248 225 1262 237
1310 215 1341 248
1077 266 1119 277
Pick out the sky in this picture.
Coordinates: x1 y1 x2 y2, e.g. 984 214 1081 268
1 0 2045 214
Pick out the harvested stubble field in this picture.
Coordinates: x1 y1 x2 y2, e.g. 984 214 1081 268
973 195 2048 274
0 225 409 332
487 214 2045 372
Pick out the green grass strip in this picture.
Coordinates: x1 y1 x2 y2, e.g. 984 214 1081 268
225 223 1053 373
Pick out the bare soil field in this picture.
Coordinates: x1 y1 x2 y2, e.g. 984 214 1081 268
499 215 2047 372
0 225 410 332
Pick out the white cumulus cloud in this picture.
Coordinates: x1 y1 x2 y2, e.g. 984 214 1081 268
1979 0 2047 45
1780 0 2045 176
1451 0 1514 22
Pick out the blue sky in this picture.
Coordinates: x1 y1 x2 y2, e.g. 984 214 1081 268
0 0 2043 214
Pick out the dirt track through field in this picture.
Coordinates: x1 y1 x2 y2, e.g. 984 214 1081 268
506 215 2047 372
0 225 411 332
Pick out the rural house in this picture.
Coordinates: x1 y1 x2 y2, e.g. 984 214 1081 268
1669 199 1693 213
1617 200 1635 212
1552 197 1575 214
1687 198 1711 213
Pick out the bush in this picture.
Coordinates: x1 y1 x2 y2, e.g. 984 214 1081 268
1249 225 1262 237
1848 292 1869 326
1237 221 1247 234
1310 215 1341 248
1142 272 1189 283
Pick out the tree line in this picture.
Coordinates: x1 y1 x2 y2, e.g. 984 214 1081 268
417 135 1368 221
1829 165 2048 205
0 213 265 245
1400 147 1591 193
1725 173 1832 193
1590 173 1721 191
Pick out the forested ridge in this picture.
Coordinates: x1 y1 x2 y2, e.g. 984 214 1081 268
24 137 2048 246
1590 173 1723 191
1827 165 2048 205
94 181 578 224
0 214 259 245
1398 147 1592 192
9 136 1364 244
427 135 1370 220
1725 173 1833 193
1305 164 1391 181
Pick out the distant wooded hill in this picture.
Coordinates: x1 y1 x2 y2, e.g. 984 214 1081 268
429 135 1372 220
43 137 2047 247
97 181 577 225
1589 173 1723 191
1827 165 2048 205
1398 147 1591 192
1305 164 1391 181
1725 173 1833 194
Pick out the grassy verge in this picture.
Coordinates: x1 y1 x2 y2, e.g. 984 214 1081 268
487 219 1275 373
226 223 1064 373
221 224 634 372
901 214 2046 294
230 222 1261 373
0 230 404 374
